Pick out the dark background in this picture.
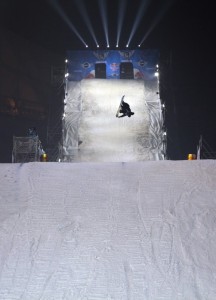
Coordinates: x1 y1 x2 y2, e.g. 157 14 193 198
0 0 215 160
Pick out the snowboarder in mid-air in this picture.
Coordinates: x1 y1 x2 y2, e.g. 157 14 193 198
116 95 135 118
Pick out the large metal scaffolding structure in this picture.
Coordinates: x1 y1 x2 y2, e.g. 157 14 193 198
197 135 216 159
45 66 65 162
12 136 41 163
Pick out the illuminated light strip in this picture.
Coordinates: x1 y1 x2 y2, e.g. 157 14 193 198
126 0 150 47
98 0 109 48
116 0 127 48
73 0 99 47
48 0 88 47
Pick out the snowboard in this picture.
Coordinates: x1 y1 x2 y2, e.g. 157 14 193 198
116 95 125 117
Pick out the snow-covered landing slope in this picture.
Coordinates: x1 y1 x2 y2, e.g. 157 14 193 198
0 160 216 299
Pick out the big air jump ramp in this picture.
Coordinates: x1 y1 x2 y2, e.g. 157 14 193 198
62 79 165 162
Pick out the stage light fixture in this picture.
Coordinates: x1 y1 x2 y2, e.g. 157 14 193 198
116 45 118 48
138 45 140 48
107 45 110 48
85 45 88 48
154 71 159 77
126 44 129 48
65 59 68 63
97 45 99 48
65 73 69 78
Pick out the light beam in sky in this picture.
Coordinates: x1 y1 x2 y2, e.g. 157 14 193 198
98 0 109 48
48 0 88 48
73 0 99 48
138 0 176 47
116 0 127 48
126 0 151 47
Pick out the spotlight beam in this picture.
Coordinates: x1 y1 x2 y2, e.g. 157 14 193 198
73 0 99 47
98 0 109 47
116 0 127 47
48 0 87 47
126 0 151 47
138 0 176 46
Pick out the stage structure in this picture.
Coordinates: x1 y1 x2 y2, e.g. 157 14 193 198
61 49 166 162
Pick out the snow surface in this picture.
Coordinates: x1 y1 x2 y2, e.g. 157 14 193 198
0 160 216 299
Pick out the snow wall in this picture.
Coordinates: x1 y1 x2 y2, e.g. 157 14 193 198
1 160 216 299
62 79 165 162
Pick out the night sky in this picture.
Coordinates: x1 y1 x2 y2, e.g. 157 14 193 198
0 0 215 160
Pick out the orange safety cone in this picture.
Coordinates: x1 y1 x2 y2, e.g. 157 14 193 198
40 153 48 162
187 153 196 160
